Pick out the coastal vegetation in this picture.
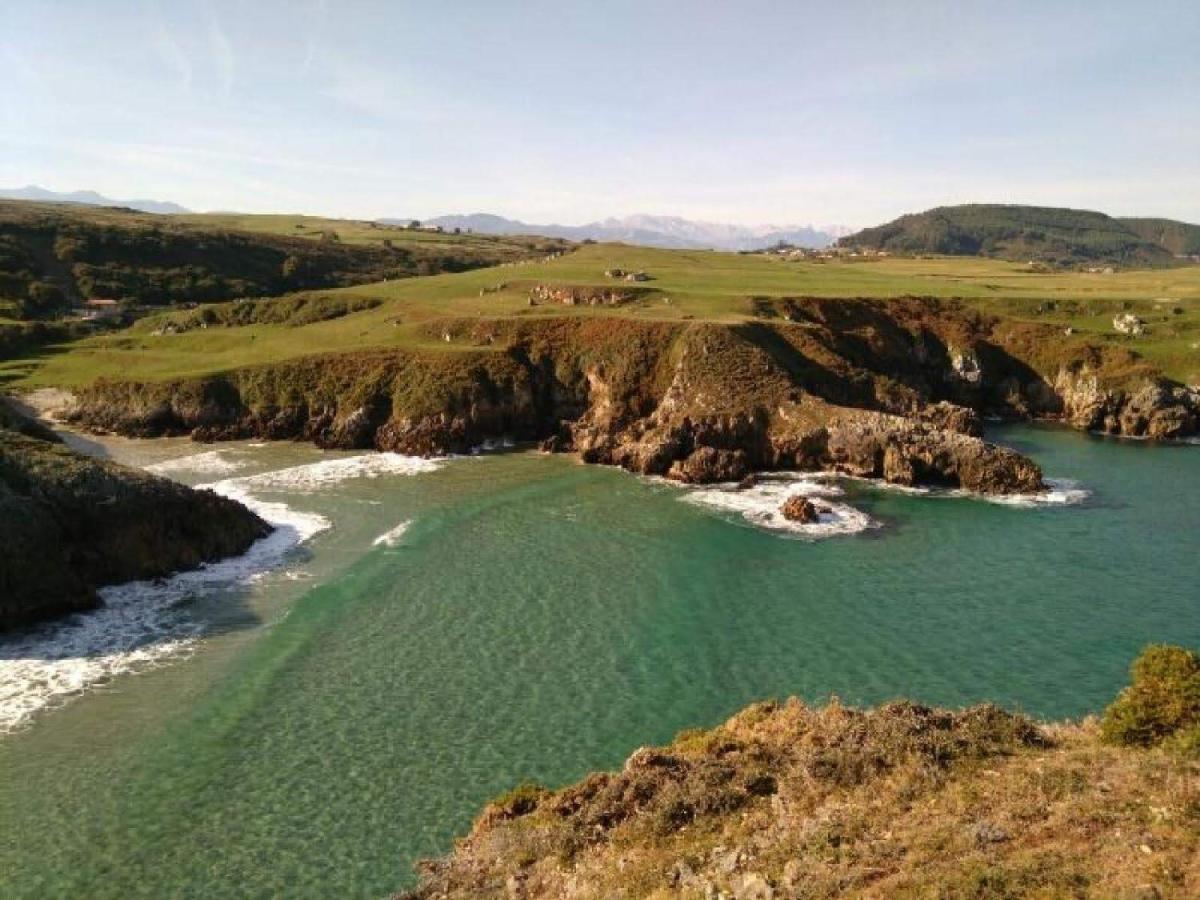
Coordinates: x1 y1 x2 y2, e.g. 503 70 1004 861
3 242 1194 498
838 204 1199 268
402 646 1200 898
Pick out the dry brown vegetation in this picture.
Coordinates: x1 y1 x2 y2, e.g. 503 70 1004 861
402 649 1200 899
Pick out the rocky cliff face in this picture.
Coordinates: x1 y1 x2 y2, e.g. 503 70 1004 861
0 428 271 631
64 313 1054 495
55 299 1200 496
1053 367 1199 438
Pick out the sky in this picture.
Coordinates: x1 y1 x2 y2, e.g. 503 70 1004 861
1 1 1197 228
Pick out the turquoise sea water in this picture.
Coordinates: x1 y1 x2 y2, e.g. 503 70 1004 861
1 425 1197 897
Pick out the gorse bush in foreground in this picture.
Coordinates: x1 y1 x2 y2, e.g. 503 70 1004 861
404 651 1200 897
1101 644 1200 747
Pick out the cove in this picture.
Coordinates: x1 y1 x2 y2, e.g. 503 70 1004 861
0 424 1197 898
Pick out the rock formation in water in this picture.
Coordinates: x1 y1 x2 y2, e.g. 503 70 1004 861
780 495 819 523
0 426 271 630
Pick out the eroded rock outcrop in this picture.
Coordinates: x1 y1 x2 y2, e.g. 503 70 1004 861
63 315 1056 494
397 670 1198 899
64 298 1200 495
823 410 1044 493
1054 367 1200 438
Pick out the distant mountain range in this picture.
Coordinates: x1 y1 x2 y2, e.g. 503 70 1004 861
0 185 190 215
838 204 1200 266
382 213 849 250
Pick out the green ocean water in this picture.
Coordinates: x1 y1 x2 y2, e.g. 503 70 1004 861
1 425 1197 897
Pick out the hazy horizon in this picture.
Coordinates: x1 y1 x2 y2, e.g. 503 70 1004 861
2 1 1197 227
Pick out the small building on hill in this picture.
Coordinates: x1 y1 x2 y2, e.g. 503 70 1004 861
81 297 120 319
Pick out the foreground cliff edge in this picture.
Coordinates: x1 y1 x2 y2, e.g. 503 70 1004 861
0 409 271 630
402 646 1200 899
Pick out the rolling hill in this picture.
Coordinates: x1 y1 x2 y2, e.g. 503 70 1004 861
839 204 1199 267
1121 217 1200 257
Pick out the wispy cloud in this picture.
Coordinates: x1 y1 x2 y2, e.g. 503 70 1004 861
206 9 236 95
301 0 328 75
146 1 192 90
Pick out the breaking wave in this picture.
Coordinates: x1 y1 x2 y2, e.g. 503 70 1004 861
972 478 1091 507
145 449 248 477
806 471 1090 508
372 520 411 548
206 452 442 494
0 450 440 734
675 470 1089 539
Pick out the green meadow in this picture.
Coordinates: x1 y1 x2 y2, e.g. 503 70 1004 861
9 244 1200 388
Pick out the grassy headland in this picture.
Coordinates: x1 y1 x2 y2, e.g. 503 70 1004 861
5 238 1198 500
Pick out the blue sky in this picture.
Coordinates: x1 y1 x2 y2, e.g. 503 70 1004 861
1 1 1197 227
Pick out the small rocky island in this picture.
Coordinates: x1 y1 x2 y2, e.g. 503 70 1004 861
780 494 823 523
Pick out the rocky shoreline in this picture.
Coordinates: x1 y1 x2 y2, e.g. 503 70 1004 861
0 421 271 631
52 305 1198 497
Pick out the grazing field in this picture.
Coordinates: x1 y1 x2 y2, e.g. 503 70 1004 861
8 244 1200 388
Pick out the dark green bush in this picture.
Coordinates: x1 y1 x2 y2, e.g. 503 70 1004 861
1101 645 1200 746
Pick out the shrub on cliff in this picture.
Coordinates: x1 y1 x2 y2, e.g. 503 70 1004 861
1101 644 1200 747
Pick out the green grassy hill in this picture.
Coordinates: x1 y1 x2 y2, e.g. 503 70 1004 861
0 200 569 321
1122 217 1200 257
10 243 1199 387
839 204 1195 268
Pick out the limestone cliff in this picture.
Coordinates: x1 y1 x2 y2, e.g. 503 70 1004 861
63 313 1049 494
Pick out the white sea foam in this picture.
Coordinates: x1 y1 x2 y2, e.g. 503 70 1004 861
808 470 1090 508
372 520 411 547
682 475 877 539
470 437 516 455
206 452 441 494
146 449 247 477
676 468 1089 539
0 449 440 734
0 484 328 734
969 478 1091 508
